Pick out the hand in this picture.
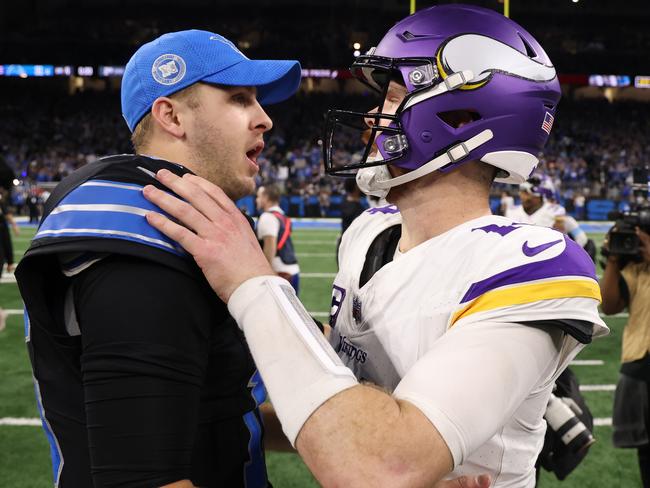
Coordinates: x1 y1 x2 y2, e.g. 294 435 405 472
12 224 20 236
434 474 491 488
601 226 615 261
6 264 15 273
142 170 274 302
636 227 650 263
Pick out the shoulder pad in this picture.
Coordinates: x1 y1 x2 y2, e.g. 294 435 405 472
29 155 193 259
452 231 601 327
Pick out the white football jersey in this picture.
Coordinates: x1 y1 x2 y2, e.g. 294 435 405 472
505 202 564 228
329 206 607 487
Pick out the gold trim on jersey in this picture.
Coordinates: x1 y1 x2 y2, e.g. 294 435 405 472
450 278 602 326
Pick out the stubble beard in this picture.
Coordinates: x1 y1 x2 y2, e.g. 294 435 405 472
189 122 255 202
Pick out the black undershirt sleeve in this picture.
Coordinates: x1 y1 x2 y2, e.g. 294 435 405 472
518 318 595 344
73 255 213 488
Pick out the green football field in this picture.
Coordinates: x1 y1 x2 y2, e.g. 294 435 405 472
0 227 643 487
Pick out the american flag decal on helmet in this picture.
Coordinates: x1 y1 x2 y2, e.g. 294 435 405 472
541 112 554 134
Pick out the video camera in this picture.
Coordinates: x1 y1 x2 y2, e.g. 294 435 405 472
606 167 650 258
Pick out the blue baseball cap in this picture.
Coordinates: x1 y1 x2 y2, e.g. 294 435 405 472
121 29 302 132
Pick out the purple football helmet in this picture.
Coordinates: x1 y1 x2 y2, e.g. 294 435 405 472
520 174 557 201
323 4 561 198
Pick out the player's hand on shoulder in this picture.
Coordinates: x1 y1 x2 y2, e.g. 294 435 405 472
143 169 274 302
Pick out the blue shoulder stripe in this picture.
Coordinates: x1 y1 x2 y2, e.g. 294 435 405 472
35 180 186 256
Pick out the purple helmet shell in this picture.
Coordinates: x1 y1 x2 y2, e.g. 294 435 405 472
324 4 562 187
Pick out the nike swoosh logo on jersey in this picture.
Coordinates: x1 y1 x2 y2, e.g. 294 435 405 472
522 238 562 257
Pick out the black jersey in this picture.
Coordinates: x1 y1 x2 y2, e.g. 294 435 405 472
16 154 270 488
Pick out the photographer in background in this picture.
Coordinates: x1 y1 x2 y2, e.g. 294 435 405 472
600 223 650 487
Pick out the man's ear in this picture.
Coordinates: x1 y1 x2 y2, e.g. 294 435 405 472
150 97 186 139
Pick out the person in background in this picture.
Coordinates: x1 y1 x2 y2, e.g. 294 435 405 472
0 158 19 276
505 175 560 227
0 187 19 275
600 226 650 488
336 178 365 264
554 214 596 262
499 190 515 216
507 176 596 260
27 185 41 224
255 184 300 294
0 157 16 332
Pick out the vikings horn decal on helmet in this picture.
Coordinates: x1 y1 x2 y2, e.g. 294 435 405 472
323 4 561 198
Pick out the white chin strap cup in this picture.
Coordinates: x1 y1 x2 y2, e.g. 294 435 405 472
356 165 393 199
356 129 494 199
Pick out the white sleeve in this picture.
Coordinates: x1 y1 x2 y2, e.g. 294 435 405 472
393 321 564 467
257 212 280 239
562 216 589 247
228 276 359 445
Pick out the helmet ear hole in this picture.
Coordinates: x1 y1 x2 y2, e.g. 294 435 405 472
517 32 538 58
436 109 481 128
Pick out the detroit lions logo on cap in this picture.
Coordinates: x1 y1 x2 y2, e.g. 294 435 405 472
151 54 187 85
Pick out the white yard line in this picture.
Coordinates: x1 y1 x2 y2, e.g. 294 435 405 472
570 359 604 366
301 273 336 278
599 312 628 318
1 275 17 284
594 418 612 427
297 253 335 258
294 240 337 245
0 418 41 426
580 384 616 392
309 312 329 318
0 416 616 428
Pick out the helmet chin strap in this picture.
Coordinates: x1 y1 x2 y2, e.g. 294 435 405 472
356 129 494 199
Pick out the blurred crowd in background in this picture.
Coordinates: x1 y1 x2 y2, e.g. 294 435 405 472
1 90 649 219
2 0 649 219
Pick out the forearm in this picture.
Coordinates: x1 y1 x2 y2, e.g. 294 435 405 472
600 257 625 314
228 276 451 487
297 385 451 488
260 402 294 452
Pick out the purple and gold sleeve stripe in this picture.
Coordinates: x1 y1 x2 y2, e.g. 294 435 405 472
450 277 601 326
460 236 597 304
451 237 601 326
